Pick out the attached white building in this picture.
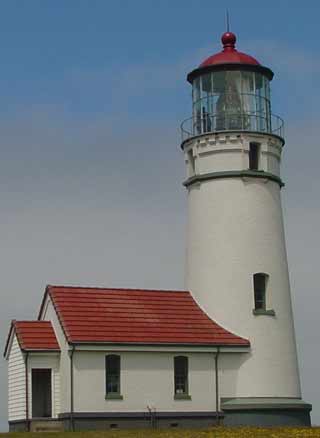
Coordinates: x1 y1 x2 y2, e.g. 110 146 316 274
4 30 312 430
5 285 251 431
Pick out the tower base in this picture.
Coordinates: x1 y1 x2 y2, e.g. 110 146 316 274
222 398 312 427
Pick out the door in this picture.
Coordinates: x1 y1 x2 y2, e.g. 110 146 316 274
32 369 52 418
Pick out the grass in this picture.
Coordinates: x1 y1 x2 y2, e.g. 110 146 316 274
2 428 320 438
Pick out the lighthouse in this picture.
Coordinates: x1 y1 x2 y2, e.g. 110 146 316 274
181 31 312 425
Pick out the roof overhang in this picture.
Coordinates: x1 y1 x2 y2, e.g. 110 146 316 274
3 321 16 359
68 342 250 353
187 63 274 84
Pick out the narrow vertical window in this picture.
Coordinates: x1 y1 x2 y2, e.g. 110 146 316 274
187 150 195 176
249 143 260 170
253 273 267 310
174 356 189 398
106 355 121 397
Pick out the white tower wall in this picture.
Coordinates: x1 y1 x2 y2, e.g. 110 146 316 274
184 132 301 398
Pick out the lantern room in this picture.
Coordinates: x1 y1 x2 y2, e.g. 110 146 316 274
181 32 284 142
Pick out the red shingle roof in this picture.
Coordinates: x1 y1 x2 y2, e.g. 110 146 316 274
5 321 60 355
46 285 249 347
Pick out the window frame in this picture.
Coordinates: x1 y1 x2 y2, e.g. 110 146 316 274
249 142 260 171
174 356 191 400
187 149 196 176
253 273 267 310
252 273 275 316
105 354 123 400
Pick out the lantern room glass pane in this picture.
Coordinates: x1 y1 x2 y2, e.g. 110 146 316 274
201 74 212 96
225 71 242 96
192 77 201 135
212 71 225 94
265 77 270 102
255 73 270 131
241 72 255 113
192 77 200 104
200 74 213 133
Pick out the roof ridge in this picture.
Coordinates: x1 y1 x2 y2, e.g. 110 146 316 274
47 284 189 293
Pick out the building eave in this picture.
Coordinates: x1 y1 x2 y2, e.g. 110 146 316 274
69 341 250 353
22 349 61 354
3 321 16 359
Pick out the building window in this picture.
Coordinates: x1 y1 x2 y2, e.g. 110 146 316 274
249 143 260 170
253 273 268 310
106 355 121 397
174 356 189 398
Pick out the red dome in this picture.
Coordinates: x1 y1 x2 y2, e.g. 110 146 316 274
200 31 260 67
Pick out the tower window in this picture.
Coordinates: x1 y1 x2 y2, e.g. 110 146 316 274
249 143 260 170
253 273 268 310
187 150 195 176
174 356 189 396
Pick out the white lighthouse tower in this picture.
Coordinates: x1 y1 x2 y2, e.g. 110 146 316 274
182 31 311 425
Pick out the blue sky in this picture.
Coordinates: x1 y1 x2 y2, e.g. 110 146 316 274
0 0 318 118
0 0 320 430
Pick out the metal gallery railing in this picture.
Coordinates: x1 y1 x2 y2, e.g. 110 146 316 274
180 111 284 142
